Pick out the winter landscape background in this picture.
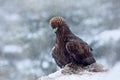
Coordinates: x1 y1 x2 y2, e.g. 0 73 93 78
0 0 120 80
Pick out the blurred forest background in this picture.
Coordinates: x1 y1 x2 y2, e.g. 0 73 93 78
0 0 120 80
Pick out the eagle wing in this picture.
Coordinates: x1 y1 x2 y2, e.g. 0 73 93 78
51 46 62 68
66 40 96 66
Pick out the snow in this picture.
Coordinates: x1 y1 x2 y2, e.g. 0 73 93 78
97 59 109 68
0 59 9 67
94 29 120 46
15 59 42 75
27 30 44 39
104 63 120 80
0 0 119 80
4 13 21 22
40 70 106 80
15 29 45 39
83 18 102 26
3 45 22 53
15 59 32 72
39 63 120 80
42 61 50 69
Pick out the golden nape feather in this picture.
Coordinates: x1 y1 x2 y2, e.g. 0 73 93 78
50 16 66 28
50 16 65 24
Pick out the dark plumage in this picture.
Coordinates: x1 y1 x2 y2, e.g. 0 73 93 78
50 16 96 68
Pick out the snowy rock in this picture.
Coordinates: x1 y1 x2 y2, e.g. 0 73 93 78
39 70 107 80
39 63 120 80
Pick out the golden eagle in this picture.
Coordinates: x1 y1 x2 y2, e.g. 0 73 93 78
50 16 96 68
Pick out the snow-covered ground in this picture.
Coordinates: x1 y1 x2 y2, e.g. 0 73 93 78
40 63 120 80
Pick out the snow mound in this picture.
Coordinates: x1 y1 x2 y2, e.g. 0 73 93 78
39 63 120 80
39 70 106 80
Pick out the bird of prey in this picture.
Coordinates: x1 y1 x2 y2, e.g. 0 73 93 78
50 16 96 68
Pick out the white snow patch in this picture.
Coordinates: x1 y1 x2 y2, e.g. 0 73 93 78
0 59 9 67
39 63 120 80
27 30 45 39
94 29 120 46
97 59 109 68
42 61 49 69
40 70 106 80
15 59 42 75
105 63 120 80
15 59 32 72
83 18 102 26
4 13 21 21
3 45 22 53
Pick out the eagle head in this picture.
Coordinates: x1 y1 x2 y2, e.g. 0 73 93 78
50 16 66 32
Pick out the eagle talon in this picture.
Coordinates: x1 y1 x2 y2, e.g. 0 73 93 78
62 63 84 75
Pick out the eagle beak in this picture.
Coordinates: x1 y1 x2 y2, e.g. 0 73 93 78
53 27 58 32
